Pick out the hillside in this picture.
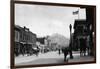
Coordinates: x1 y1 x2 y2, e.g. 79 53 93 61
48 33 70 47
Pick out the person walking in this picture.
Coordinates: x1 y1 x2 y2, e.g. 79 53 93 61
58 48 61 55
62 47 69 62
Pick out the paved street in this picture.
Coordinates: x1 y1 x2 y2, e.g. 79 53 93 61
15 51 94 66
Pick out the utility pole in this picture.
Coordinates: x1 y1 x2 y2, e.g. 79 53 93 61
69 24 73 59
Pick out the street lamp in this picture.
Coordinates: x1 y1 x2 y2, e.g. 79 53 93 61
69 24 73 59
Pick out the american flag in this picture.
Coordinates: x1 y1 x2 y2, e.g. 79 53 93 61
73 10 79 15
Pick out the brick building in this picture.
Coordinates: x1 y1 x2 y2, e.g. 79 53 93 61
15 25 36 56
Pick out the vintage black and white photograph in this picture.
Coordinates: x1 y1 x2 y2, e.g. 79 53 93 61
13 2 96 67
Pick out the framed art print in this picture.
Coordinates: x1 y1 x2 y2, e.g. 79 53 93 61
10 0 96 69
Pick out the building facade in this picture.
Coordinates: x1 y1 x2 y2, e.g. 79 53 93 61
14 25 37 56
15 26 20 56
73 7 95 56
73 19 93 56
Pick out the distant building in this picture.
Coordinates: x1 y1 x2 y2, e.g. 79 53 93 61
14 25 36 56
36 37 45 44
36 41 45 53
36 37 46 53
50 43 58 51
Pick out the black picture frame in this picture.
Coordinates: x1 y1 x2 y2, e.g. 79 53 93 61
10 0 96 69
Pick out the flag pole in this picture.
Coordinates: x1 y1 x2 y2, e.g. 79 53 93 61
73 8 80 19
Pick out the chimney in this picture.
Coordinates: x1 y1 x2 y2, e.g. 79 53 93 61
23 26 29 31
24 26 26 29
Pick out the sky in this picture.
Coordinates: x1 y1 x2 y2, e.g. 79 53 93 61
15 4 86 39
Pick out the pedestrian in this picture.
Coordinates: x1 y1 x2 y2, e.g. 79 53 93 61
35 46 40 56
58 49 61 55
62 47 69 62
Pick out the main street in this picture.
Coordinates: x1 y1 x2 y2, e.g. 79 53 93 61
15 51 94 66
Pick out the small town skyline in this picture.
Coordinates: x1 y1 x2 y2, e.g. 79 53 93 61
15 4 86 39
15 24 70 39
